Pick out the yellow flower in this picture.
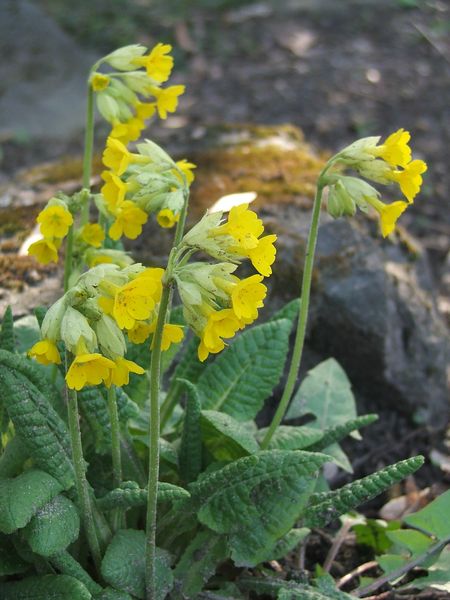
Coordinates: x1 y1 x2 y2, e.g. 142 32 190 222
230 275 267 320
90 73 111 92
200 308 241 361
28 339 61 365
246 234 277 277
102 137 133 176
388 159 427 203
370 129 412 168
109 201 148 241
127 321 153 344
101 170 127 213
157 208 179 228
37 205 73 239
65 353 116 390
133 43 174 83
175 159 196 185
211 204 264 251
152 85 185 119
110 118 145 145
365 197 409 237
134 102 156 121
98 295 114 316
113 272 163 330
80 223 105 248
105 357 145 387
150 323 184 351
28 238 60 264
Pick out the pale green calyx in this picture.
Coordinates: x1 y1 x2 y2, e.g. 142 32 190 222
60 306 97 353
95 314 126 359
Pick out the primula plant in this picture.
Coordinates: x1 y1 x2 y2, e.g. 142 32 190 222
0 42 434 600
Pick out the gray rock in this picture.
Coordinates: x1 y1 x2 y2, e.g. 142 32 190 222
269 205 450 430
0 0 96 141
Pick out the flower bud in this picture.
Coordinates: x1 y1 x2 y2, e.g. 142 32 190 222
96 92 121 122
136 140 175 168
41 296 68 341
95 314 126 359
338 136 381 163
60 306 97 353
327 180 356 218
103 44 147 71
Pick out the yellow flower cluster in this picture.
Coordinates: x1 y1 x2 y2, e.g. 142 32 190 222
28 264 183 390
28 200 73 264
90 43 185 145
176 203 276 361
99 136 196 241
328 129 428 237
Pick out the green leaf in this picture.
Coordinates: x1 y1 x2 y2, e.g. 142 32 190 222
286 358 356 426
190 450 329 566
201 410 259 461
286 358 357 472
0 364 74 488
95 590 134 600
78 387 138 455
0 434 30 479
307 415 378 452
97 481 189 511
172 531 228 598
23 494 80 557
0 534 29 576
257 528 310 563
304 456 424 527
239 576 352 599
256 425 323 451
0 306 15 352
404 489 450 540
0 469 63 534
101 529 173 600
197 319 291 422
179 380 202 483
353 519 399 554
0 575 91 600
400 546 450 591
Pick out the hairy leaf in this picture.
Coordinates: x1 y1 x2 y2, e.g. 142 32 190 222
97 481 189 511
201 410 259 460
190 450 329 566
0 534 29 576
0 306 15 352
172 531 228 599
257 528 310 563
179 380 202 483
256 425 323 451
0 435 29 479
50 551 102 596
307 414 378 452
304 456 424 527
197 320 291 422
101 529 173 600
78 387 138 454
239 576 352 599
0 469 63 534
95 590 134 599
23 494 80 557
0 365 74 488
0 575 91 600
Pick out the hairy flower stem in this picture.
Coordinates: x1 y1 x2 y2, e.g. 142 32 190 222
145 190 189 599
81 84 95 224
66 387 102 572
63 224 74 292
145 283 170 600
107 385 123 530
261 167 331 449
